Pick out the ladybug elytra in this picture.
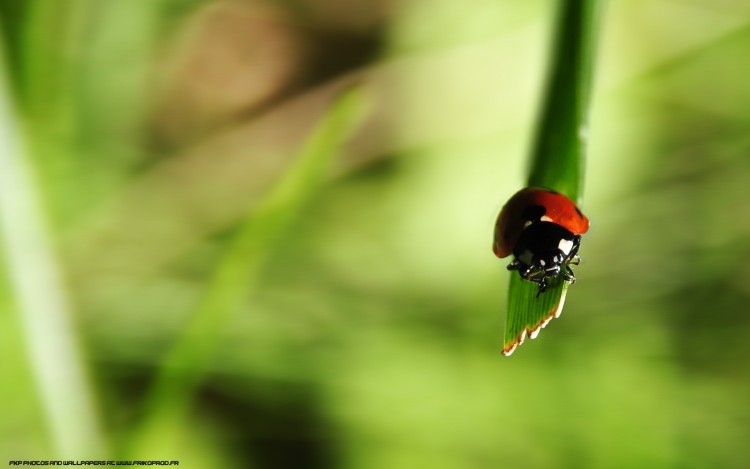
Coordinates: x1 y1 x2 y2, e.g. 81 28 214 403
493 187 589 294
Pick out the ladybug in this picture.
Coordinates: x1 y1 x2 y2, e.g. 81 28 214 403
493 187 589 295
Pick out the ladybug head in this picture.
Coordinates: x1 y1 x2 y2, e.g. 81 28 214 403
507 221 581 294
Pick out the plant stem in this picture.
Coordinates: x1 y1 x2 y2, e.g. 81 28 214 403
0 28 106 457
503 0 604 355
527 0 603 205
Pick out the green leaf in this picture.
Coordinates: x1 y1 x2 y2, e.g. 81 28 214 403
504 275 568 356
0 18 107 457
503 0 604 356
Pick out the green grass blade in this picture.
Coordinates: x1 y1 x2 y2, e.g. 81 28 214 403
504 276 568 356
528 0 602 205
124 86 368 457
504 0 604 355
0 25 107 457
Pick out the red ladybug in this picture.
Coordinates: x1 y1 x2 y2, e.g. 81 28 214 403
493 187 589 294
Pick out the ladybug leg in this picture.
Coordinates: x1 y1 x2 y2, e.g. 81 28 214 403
519 264 537 279
536 277 548 297
567 236 581 260
563 265 577 284
562 236 581 284
520 267 547 296
562 236 582 269
507 259 521 271
524 265 544 280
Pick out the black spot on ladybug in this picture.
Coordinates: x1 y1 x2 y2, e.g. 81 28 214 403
575 207 583 218
521 205 546 221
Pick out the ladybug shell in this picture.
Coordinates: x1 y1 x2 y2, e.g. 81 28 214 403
493 187 589 258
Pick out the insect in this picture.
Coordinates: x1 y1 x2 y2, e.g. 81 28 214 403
493 187 589 295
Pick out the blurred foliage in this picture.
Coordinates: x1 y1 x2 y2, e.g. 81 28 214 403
2 0 750 468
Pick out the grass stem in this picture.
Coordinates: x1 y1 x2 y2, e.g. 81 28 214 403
503 0 605 355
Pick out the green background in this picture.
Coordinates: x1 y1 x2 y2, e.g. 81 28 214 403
2 0 750 467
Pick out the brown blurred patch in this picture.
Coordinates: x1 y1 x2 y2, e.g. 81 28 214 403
149 0 387 151
292 0 393 33
151 1 306 149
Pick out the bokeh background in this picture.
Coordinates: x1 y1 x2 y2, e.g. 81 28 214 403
2 0 750 467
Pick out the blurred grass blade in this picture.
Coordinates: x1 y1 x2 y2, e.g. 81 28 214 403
125 86 368 457
504 0 604 355
0 28 106 457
